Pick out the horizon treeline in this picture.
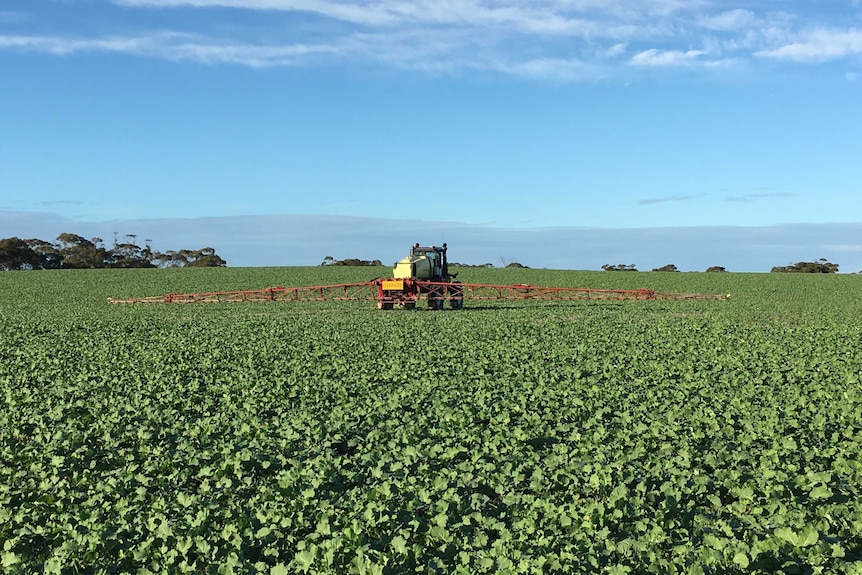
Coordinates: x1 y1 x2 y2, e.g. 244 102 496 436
0 233 226 271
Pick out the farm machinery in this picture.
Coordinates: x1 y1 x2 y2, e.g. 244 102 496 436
109 242 729 308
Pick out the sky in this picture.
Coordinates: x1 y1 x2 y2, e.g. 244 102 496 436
1 0 861 271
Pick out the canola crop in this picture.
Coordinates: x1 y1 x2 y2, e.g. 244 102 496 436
1 267 862 574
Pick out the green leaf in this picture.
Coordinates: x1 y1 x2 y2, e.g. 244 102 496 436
177 492 194 507
798 526 819 547
734 486 754 501
732 552 750 569
809 485 833 500
1 552 19 567
391 536 408 555
775 527 797 545
294 550 315 573
44 558 62 575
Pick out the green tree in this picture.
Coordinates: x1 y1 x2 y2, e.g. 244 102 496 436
56 233 108 268
0 237 40 270
771 258 838 273
109 240 155 268
602 264 638 272
154 247 226 268
321 257 382 267
25 239 62 269
187 248 227 267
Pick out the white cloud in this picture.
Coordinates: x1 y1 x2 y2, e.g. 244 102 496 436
630 48 706 67
605 42 627 57
110 0 622 35
492 57 595 81
3 1 861 76
0 33 339 66
697 9 757 32
755 28 862 62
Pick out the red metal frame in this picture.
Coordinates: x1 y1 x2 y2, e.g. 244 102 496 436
110 282 379 304
110 279 728 305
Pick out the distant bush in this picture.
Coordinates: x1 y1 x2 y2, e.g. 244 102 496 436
450 262 495 268
771 259 838 273
602 264 638 272
706 266 728 272
652 264 679 272
320 256 383 267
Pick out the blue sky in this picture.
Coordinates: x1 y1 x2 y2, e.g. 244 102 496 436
1 0 861 270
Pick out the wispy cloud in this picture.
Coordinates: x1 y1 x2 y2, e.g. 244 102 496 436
637 195 695 206
630 48 708 67
36 200 87 207
2 1 861 75
696 9 758 32
755 28 862 62
0 33 344 67
724 192 795 203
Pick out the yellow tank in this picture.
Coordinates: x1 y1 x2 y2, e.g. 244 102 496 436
393 254 432 279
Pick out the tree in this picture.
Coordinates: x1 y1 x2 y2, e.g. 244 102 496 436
652 264 679 272
55 234 107 268
505 262 528 268
187 248 227 267
320 257 382 267
771 258 838 273
110 244 154 268
0 237 39 270
602 264 638 272
706 266 727 272
0 233 227 270
25 239 62 269
153 247 226 267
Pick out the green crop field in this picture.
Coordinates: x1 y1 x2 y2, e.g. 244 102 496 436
2 267 862 574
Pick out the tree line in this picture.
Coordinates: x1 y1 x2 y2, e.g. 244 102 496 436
317 255 844 273
0 233 226 271
601 259 840 273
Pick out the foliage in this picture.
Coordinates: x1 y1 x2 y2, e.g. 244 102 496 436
320 256 383 267
602 264 638 272
450 262 495 268
651 264 679 272
156 247 227 268
0 237 44 271
706 266 728 272
2 268 862 573
0 234 226 270
771 259 839 273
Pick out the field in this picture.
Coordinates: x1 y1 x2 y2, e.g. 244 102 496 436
2 267 862 574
